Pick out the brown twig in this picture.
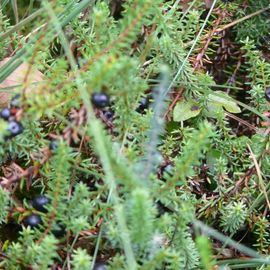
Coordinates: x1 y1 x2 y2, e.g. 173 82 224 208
163 89 183 119
193 8 230 71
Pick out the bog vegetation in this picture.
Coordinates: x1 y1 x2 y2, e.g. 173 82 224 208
0 0 270 269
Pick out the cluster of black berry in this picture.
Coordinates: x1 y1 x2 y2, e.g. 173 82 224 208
91 92 115 122
24 195 107 267
91 92 110 108
24 194 65 237
0 95 23 139
91 91 150 115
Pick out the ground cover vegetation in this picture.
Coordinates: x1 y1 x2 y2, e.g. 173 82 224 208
0 0 270 269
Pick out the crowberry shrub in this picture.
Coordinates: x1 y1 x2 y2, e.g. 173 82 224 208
0 1 269 269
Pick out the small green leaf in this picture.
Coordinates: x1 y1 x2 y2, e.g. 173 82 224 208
205 102 223 119
208 91 241 113
173 99 201 122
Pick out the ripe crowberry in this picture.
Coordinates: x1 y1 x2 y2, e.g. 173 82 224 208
32 195 51 213
265 87 270 102
7 121 23 137
49 140 58 151
24 214 42 229
103 110 114 120
52 223 66 237
91 92 110 108
136 96 150 113
0 108 11 120
93 263 107 270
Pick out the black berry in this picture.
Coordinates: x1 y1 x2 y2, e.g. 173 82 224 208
49 140 58 151
52 223 66 237
32 195 51 213
265 87 270 102
7 121 23 137
0 108 11 121
93 263 107 270
91 92 110 108
103 110 114 120
136 96 150 113
24 214 42 229
10 94 21 108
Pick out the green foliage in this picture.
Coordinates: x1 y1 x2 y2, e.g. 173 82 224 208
166 122 213 186
220 201 248 234
0 186 10 224
2 228 58 269
0 0 270 269
196 235 215 270
71 248 92 270
253 217 270 254
173 99 201 122
126 188 156 250
234 0 270 46
0 9 10 58
242 38 270 112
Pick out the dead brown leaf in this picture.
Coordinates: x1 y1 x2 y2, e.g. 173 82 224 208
0 57 44 108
